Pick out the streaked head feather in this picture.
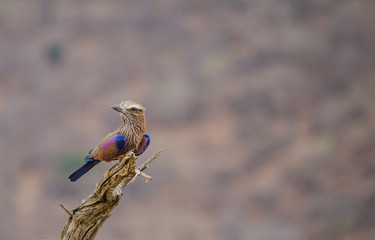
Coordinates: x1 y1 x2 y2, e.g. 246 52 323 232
120 100 145 112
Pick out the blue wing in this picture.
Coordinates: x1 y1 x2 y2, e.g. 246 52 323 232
68 135 126 182
134 134 150 156
91 135 126 161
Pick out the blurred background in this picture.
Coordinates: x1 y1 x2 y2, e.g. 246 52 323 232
0 0 375 239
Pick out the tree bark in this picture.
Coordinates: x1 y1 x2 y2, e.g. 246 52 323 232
60 150 162 240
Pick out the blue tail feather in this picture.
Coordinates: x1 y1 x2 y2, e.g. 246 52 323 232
69 159 100 182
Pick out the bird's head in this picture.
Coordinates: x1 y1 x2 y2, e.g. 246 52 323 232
111 100 146 125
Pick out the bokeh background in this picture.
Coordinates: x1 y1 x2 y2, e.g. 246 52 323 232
1 0 375 239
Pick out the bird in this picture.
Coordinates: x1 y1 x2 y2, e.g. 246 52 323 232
69 100 150 182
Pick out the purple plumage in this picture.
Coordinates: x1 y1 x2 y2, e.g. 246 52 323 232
134 134 150 156
96 135 126 161
68 100 150 182
68 135 126 181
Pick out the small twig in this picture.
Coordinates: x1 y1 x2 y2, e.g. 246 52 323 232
59 203 73 218
137 148 163 172
139 171 152 182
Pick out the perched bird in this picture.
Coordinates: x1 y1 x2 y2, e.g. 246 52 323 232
69 100 150 182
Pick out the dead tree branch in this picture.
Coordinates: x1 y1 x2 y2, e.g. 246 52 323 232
60 150 162 240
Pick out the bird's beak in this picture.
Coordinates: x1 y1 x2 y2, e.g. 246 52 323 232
111 105 126 114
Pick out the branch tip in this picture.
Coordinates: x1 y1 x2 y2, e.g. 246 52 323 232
137 148 163 172
59 203 73 218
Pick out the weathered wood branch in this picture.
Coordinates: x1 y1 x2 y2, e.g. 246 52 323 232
60 150 162 240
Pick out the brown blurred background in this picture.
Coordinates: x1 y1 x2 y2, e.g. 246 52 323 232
1 0 375 239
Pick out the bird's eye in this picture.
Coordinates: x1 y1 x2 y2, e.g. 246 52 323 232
130 107 139 112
